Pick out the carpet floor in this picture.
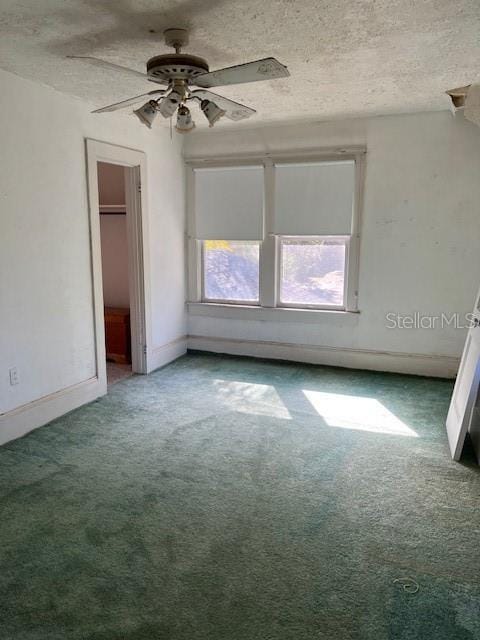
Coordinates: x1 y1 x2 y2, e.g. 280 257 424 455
1 353 479 640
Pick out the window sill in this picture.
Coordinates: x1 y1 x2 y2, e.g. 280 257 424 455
188 302 360 324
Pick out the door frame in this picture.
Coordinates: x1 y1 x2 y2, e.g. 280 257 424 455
86 139 151 388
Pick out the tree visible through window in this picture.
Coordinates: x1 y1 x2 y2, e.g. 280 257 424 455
203 241 260 303
280 238 346 306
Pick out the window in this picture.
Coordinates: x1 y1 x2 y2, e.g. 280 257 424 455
203 240 260 304
189 153 362 312
279 237 347 308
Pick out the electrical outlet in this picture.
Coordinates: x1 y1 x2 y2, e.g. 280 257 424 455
9 367 19 386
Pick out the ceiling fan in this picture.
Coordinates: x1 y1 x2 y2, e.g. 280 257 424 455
69 28 290 133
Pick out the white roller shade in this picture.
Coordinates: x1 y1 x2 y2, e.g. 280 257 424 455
194 165 264 240
274 160 355 236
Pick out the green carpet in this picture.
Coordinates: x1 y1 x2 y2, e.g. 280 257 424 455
1 353 479 640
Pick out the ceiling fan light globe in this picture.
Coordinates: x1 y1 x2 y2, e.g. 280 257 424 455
200 99 226 127
158 99 176 118
175 105 195 133
133 100 159 128
158 93 182 118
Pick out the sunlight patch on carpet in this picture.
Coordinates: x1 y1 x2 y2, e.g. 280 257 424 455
303 390 418 437
213 379 292 419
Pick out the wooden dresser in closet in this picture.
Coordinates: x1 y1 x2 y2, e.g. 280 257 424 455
104 307 131 364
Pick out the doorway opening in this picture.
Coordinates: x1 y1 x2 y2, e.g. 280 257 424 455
86 140 149 395
97 162 133 386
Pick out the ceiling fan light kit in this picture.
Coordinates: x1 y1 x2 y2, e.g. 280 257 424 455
71 28 289 133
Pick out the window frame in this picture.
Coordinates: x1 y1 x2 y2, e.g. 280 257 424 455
201 239 261 306
186 148 365 315
277 235 350 311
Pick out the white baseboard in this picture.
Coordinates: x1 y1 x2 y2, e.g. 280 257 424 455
0 376 105 447
187 335 459 378
0 337 187 447
148 336 187 373
0 334 456 448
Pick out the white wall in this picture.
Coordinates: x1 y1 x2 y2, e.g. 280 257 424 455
184 111 480 377
0 69 186 440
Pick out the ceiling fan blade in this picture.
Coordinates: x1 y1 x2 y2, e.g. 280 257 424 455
92 90 165 113
189 90 256 121
67 55 148 80
194 57 289 88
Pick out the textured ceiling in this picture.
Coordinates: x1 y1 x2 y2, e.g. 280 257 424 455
1 0 479 129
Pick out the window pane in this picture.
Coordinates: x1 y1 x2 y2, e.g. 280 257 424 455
203 240 260 302
280 238 346 306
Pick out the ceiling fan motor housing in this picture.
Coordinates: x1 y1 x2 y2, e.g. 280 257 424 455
146 54 209 85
